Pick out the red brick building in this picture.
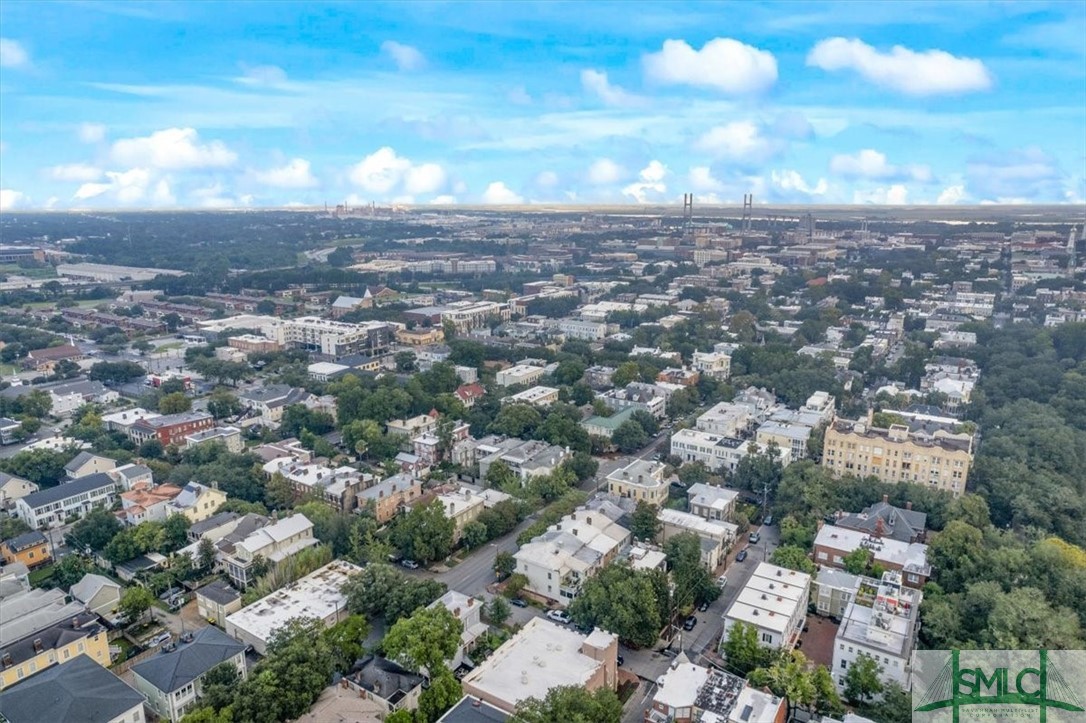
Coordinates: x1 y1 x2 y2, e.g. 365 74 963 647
130 412 214 447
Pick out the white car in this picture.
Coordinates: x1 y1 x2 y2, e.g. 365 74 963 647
545 609 571 624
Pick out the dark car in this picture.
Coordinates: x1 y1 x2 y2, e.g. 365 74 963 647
763 515 774 526
736 549 749 562
617 655 625 666
510 597 528 607
683 616 697 631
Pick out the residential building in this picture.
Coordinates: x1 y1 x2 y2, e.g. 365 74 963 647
437 488 486 543
440 300 509 333
580 407 637 440
387 412 440 439
438 696 510 723
496 364 545 387
0 655 146 723
168 483 227 524
504 385 559 407
831 571 922 691
583 365 616 390
657 368 700 387
813 524 932 588
14 473 117 528
657 509 737 570
606 459 668 507
224 560 362 654
132 626 247 722
0 472 37 510
357 473 424 523
341 656 426 716
599 384 667 419
0 531 51 570
475 437 570 483
413 421 472 466
428 591 488 670
755 421 811 466
1 379 118 418
396 326 444 346
648 659 786 723
0 418 20 446
822 418 973 497
195 580 243 626
557 318 609 341
454 382 486 408
218 513 318 588
721 563 811 652
69 574 122 618
696 401 757 438
108 463 154 491
22 344 84 373
129 412 215 448
461 618 618 714
691 351 732 380
801 391 836 425
102 407 161 435
834 496 927 544
281 317 392 358
514 505 630 606
238 384 313 428
0 588 108 690
64 451 117 479
227 334 281 354
811 568 862 619
670 429 750 473
262 458 372 513
119 483 184 525
686 483 738 522
185 426 243 454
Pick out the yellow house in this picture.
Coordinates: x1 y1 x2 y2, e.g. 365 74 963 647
605 459 669 507
0 531 52 570
0 602 110 690
174 483 228 523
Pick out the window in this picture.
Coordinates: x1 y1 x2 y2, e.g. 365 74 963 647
761 633 772 643
840 660 847 669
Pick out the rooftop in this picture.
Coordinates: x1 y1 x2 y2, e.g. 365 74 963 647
132 625 245 694
18 472 115 510
815 525 931 576
0 654 144 723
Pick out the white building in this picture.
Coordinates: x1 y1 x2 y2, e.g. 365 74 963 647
606 459 669 507
427 591 489 670
657 509 737 570
504 386 559 407
686 483 738 522
721 562 811 652
496 364 545 388
670 429 750 473
692 351 732 380
219 513 319 588
696 401 757 438
557 318 609 341
224 560 362 654
754 421 811 466
281 317 392 358
185 426 243 454
14 473 117 528
475 436 570 483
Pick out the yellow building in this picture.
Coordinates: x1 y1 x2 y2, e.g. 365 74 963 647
821 419 973 497
176 483 228 523
605 460 669 507
0 531 51 570
396 327 444 346
0 593 110 690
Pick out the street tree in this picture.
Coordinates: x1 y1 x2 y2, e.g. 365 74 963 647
383 605 464 674
486 596 511 626
722 622 775 676
510 686 622 723
390 500 455 564
611 420 648 454
630 500 661 541
770 545 816 574
843 653 884 705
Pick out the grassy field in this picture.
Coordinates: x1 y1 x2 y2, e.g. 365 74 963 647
0 265 57 279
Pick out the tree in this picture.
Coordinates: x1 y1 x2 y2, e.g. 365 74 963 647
486 596 511 626
510 686 623 723
67 507 123 551
630 500 661 541
198 537 218 571
611 420 648 454
207 389 242 419
119 586 155 624
159 392 192 414
664 532 718 607
394 350 416 372
770 545 816 574
383 605 464 674
494 551 517 579
842 547 873 575
53 554 91 588
139 438 165 459
162 514 191 551
461 520 488 550
568 564 662 648
0 516 31 540
0 448 72 487
242 617 335 721
417 669 462 723
342 564 446 622
322 614 369 673
722 622 775 676
843 653 884 705
391 500 455 564
504 573 529 599
486 460 518 491
194 661 239 713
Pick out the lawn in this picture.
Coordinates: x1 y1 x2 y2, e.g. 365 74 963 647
28 564 56 586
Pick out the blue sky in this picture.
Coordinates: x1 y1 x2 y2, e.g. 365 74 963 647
1 0 1084 210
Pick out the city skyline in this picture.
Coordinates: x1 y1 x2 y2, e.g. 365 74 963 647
1 0 1084 210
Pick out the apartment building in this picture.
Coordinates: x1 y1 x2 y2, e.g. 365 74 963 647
814 524 932 588
557 318 609 341
649 660 786 723
386 413 439 440
821 418 974 496
238 384 313 427
514 505 630 606
686 483 738 522
475 436 570 483
721 563 811 652
395 326 444 346
834 496 927 544
657 509 737 570
441 300 509 332
281 317 392 358
14 473 117 528
696 401 757 438
185 425 243 454
670 429 750 473
0 656 145 723
832 571 922 691
496 364 545 388
219 513 318 588
129 412 215 448
754 421 811 466
811 568 863 619
119 483 184 525
262 458 373 513
606 459 669 507
599 384 668 419
504 386 559 407
227 334 282 354
437 487 487 543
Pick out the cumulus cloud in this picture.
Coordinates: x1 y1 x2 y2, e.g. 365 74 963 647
73 167 174 206
47 164 103 182
936 185 967 205
853 184 910 204
770 169 828 198
78 123 107 144
253 158 318 188
830 149 931 182
694 121 781 163
430 195 457 205
0 189 28 210
807 38 992 95
111 128 237 170
0 38 29 68
586 158 625 185
643 38 777 94
237 63 287 85
622 160 669 203
581 69 641 106
689 166 725 193
965 147 1066 201
348 147 447 198
535 171 559 188
481 182 523 204
191 181 241 208
382 41 426 71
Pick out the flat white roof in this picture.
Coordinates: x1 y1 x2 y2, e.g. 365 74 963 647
815 525 930 574
655 661 710 709
658 508 737 539
724 563 811 635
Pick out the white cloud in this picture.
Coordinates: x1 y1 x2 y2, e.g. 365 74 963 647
643 38 777 93
622 160 669 203
430 195 457 204
507 86 533 106
694 121 778 162
535 171 559 188
0 38 29 68
580 69 641 106
348 147 447 198
936 185 966 205
807 37 993 95
191 181 238 208
71 167 175 207
965 147 1066 200
0 189 28 210
830 149 931 182
689 166 724 193
253 158 318 188
853 184 910 204
586 158 625 185
770 169 829 197
44 196 59 210
111 128 237 170
481 182 523 204
381 41 426 72
78 123 107 144
237 63 287 86
47 163 103 182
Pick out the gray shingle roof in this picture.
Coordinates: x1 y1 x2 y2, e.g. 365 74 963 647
19 473 115 509
131 625 245 694
2 530 47 552
0 654 144 723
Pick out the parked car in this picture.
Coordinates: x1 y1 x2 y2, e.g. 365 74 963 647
763 515 774 526
736 549 748 562
617 655 625 666
509 597 528 608
683 616 697 631
717 574 728 588
749 532 761 544
697 601 709 612
148 632 171 647
546 609 572 624
400 559 420 570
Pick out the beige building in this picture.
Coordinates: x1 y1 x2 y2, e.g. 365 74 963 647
437 488 486 543
606 459 668 507
822 418 973 496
